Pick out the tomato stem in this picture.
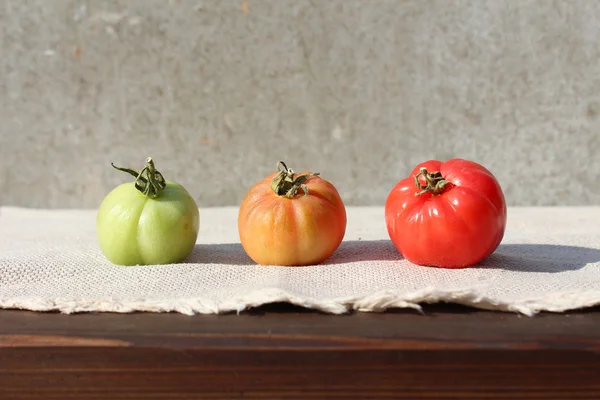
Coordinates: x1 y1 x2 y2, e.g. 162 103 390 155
414 167 452 196
270 161 319 198
111 157 167 199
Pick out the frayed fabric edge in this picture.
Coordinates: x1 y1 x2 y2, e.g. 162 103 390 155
1 287 599 316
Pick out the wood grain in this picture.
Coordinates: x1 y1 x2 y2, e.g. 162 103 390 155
1 303 599 399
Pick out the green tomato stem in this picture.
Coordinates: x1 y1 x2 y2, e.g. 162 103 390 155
111 157 167 199
270 161 319 198
414 167 452 196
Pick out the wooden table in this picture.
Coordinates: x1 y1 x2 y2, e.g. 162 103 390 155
1 304 599 399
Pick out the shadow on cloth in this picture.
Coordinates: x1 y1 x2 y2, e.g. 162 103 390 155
185 242 598 273
482 244 600 273
323 240 403 264
185 240 402 266
185 243 254 265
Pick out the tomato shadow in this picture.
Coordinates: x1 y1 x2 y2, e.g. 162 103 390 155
184 240 403 266
184 242 598 272
323 240 404 264
185 243 255 265
482 244 600 273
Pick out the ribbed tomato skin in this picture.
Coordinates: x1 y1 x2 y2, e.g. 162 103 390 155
385 159 507 268
238 172 347 266
96 180 199 266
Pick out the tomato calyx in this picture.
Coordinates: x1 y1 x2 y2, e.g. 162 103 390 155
414 167 453 196
111 157 167 199
270 161 320 199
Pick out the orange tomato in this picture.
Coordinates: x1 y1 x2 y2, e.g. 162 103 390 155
238 161 347 266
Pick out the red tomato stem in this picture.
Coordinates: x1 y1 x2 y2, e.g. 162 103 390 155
414 167 452 196
270 161 320 199
111 157 167 199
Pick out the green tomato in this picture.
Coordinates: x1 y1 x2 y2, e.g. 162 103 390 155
96 158 199 266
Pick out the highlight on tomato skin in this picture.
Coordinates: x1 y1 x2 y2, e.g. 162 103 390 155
96 157 200 266
384 158 507 269
238 161 347 266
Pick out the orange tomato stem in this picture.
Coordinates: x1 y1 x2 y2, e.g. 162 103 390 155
270 161 320 199
111 157 167 199
414 167 452 196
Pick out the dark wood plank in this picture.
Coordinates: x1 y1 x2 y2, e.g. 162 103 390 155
1 304 599 399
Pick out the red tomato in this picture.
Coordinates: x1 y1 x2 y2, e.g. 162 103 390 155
238 161 347 266
385 159 507 268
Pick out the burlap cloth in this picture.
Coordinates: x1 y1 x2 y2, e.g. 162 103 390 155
1 206 598 316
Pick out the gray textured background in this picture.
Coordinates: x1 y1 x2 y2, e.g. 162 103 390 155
1 0 599 209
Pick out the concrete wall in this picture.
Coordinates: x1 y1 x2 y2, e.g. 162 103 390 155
1 0 599 208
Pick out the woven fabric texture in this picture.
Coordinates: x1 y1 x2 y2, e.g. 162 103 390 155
1 207 599 316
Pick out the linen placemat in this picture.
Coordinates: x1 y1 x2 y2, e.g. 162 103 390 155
1 207 598 316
